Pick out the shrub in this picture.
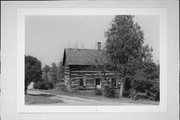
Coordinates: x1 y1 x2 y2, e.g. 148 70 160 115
129 88 159 101
134 93 148 100
148 78 160 101
95 88 102 96
104 85 115 98
33 81 54 90
130 68 160 101
146 89 159 101
33 81 41 89
129 90 147 100
54 82 65 88
60 86 68 92
78 86 86 90
128 89 136 99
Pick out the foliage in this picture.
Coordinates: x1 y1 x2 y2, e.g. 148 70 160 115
54 82 65 88
105 15 146 97
105 15 144 71
129 91 148 100
95 88 102 96
33 80 54 90
78 86 86 90
53 85 68 92
25 55 42 94
104 85 115 98
42 65 50 81
104 15 159 100
123 78 131 97
41 62 64 89
49 63 58 84
130 62 159 101
56 62 64 82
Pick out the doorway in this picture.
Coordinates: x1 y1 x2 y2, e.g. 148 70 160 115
95 78 101 89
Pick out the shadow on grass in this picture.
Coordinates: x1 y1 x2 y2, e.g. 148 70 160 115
27 93 55 97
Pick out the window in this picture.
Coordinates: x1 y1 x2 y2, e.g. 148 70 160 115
79 78 83 86
95 78 100 85
111 78 117 87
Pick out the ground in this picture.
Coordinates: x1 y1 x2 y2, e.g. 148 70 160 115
25 91 63 105
25 88 159 105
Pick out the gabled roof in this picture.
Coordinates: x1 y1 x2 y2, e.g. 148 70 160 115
62 48 108 66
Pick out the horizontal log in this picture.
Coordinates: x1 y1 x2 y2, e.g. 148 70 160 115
70 72 115 76
64 73 70 75
70 73 79 76
71 70 112 73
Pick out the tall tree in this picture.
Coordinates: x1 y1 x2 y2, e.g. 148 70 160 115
25 55 42 94
105 15 152 97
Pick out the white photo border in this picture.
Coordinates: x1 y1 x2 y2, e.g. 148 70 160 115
17 8 167 113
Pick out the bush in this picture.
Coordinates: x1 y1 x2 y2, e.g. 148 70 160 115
95 88 102 96
78 86 86 90
129 89 159 101
130 68 160 101
134 93 148 100
146 90 159 101
129 90 146 100
148 78 160 101
55 85 68 92
33 81 54 90
54 82 65 88
104 85 115 98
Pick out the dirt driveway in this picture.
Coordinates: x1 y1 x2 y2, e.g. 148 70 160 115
27 90 155 105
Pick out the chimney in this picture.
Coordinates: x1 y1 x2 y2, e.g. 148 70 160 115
97 42 101 50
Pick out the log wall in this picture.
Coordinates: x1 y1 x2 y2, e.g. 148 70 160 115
64 66 71 90
64 65 118 90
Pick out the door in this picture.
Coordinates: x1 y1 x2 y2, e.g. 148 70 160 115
111 78 117 87
95 78 101 89
79 76 86 87
79 78 83 86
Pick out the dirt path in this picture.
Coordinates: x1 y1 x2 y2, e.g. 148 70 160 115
27 90 150 105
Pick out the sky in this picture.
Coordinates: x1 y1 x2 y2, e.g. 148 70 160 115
25 15 159 67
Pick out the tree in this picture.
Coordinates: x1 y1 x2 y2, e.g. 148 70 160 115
42 65 50 81
105 15 152 97
25 55 42 94
131 62 159 100
49 62 58 84
56 62 64 82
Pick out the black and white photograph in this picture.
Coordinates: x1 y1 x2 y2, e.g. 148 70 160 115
1 1 179 120
25 15 160 106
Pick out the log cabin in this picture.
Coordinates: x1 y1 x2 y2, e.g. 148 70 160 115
62 42 122 94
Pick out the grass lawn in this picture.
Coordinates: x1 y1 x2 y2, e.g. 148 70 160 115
32 88 159 105
25 93 63 105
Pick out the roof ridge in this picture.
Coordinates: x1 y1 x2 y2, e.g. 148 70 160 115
65 48 105 51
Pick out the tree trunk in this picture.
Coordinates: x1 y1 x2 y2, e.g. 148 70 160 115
119 81 124 98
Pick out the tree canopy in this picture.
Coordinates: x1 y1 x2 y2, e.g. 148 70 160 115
42 65 50 81
25 55 42 94
105 15 146 80
105 15 159 100
49 62 58 84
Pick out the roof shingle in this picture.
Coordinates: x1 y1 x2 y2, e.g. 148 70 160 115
63 48 108 66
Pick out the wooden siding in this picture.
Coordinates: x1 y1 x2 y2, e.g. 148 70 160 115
64 65 119 90
64 66 71 90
